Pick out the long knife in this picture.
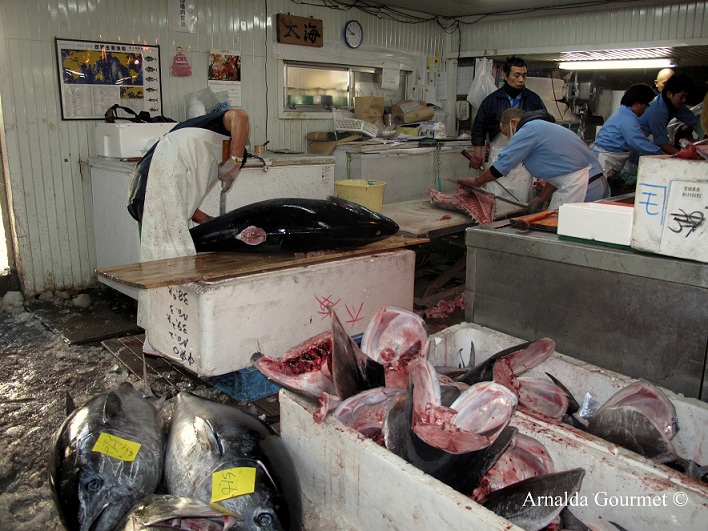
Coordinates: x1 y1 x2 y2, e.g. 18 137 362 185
443 177 528 209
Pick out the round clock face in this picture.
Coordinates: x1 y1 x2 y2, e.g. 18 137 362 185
344 20 363 49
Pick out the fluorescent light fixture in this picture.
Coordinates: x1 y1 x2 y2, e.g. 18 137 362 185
558 58 675 70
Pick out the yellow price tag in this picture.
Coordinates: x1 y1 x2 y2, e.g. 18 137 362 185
91 433 142 462
211 467 256 503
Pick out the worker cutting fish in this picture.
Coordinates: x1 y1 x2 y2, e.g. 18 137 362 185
464 108 608 213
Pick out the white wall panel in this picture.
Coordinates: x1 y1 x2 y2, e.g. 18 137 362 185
0 0 445 294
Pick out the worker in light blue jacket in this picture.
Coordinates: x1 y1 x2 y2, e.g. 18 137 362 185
467 109 605 213
639 74 696 155
591 84 662 179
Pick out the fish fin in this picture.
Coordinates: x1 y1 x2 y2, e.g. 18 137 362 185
65 393 76 416
545 372 580 414
609 521 631 531
102 391 124 423
193 416 224 457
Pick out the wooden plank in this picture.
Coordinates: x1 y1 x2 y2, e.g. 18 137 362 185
381 199 525 238
96 235 427 290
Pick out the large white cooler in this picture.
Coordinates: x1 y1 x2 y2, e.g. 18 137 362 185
279 322 708 530
632 155 707 263
146 250 415 377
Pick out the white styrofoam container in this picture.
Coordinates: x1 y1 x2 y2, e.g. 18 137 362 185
146 250 415 377
557 202 634 246
429 323 708 483
631 156 707 263
94 122 175 158
278 323 707 531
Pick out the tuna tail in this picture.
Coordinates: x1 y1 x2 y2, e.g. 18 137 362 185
483 468 585 531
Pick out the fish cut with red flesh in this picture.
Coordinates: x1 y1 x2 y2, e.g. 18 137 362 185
360 306 430 389
455 338 555 385
595 380 678 441
515 377 570 422
250 331 335 399
472 432 555 503
332 387 403 438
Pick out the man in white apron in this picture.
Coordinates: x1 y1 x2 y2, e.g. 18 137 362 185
591 84 662 188
466 109 603 213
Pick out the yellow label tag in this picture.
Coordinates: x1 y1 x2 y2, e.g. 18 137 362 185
211 467 257 503
91 433 141 462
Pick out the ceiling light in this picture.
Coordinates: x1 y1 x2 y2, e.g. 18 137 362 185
558 58 676 70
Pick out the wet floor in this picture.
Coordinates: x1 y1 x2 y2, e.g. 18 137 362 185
0 285 464 529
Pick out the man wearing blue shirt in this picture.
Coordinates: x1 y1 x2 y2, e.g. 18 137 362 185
468 56 546 170
467 109 605 213
591 84 662 179
653 68 699 130
639 74 695 155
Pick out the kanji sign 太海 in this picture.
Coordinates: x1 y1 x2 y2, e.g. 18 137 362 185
276 14 323 48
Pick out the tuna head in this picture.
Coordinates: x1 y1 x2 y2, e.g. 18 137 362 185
49 383 165 531
165 393 302 531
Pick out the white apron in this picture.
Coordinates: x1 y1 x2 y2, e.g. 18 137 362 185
137 128 225 331
548 165 590 211
590 144 632 179
484 133 533 203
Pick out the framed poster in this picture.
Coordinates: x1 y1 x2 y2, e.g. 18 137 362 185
55 38 162 120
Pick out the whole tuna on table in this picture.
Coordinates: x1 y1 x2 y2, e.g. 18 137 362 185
190 196 399 253
164 392 302 530
49 382 165 531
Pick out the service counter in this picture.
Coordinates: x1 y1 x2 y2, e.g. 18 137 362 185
465 221 708 400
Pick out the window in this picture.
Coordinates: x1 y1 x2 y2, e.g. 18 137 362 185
284 61 409 113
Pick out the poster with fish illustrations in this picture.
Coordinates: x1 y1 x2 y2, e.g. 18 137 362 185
55 38 162 120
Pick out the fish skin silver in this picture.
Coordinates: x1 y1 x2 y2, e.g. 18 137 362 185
483 468 586 531
116 494 242 530
164 392 302 531
49 382 165 531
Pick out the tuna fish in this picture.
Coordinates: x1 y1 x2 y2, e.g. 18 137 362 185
360 306 430 388
49 382 165 531
482 468 586 531
190 196 399 253
332 387 404 443
116 494 242 530
164 393 302 531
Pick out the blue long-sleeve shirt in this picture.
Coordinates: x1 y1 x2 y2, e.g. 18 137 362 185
593 105 662 156
492 120 602 183
639 95 698 146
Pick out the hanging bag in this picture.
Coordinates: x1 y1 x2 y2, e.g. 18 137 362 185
467 58 497 109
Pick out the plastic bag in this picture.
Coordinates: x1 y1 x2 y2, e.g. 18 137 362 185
184 88 230 118
466 58 497 109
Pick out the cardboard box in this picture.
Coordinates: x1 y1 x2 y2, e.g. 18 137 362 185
632 156 707 262
392 100 435 124
94 122 175 158
146 250 415 377
557 202 634 246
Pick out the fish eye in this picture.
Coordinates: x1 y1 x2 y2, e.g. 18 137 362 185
254 511 274 527
84 478 103 492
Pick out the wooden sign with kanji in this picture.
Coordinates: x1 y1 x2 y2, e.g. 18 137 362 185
276 14 323 47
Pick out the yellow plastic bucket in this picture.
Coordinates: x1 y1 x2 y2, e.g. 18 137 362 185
335 179 386 212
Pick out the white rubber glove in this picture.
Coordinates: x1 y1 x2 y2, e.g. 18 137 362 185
218 158 242 193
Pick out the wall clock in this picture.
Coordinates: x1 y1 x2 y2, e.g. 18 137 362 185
344 20 364 49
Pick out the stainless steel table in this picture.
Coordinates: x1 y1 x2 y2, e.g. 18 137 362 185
465 221 708 400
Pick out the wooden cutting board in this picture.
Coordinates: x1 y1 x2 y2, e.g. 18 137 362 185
96 235 428 290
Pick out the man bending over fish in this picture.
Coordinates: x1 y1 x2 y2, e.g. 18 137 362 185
134 108 250 261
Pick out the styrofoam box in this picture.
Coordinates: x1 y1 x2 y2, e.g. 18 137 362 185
146 250 415 377
428 323 708 529
279 323 708 530
557 202 634 246
632 155 707 263
94 122 175 158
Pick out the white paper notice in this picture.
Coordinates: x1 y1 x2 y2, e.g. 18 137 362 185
457 66 474 95
169 0 197 33
435 72 448 101
381 67 400 90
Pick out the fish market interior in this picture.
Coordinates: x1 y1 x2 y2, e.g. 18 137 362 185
0 0 707 529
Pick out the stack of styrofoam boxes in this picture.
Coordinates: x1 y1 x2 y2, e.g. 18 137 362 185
557 202 634 246
632 155 707 263
94 122 175 158
279 322 708 530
